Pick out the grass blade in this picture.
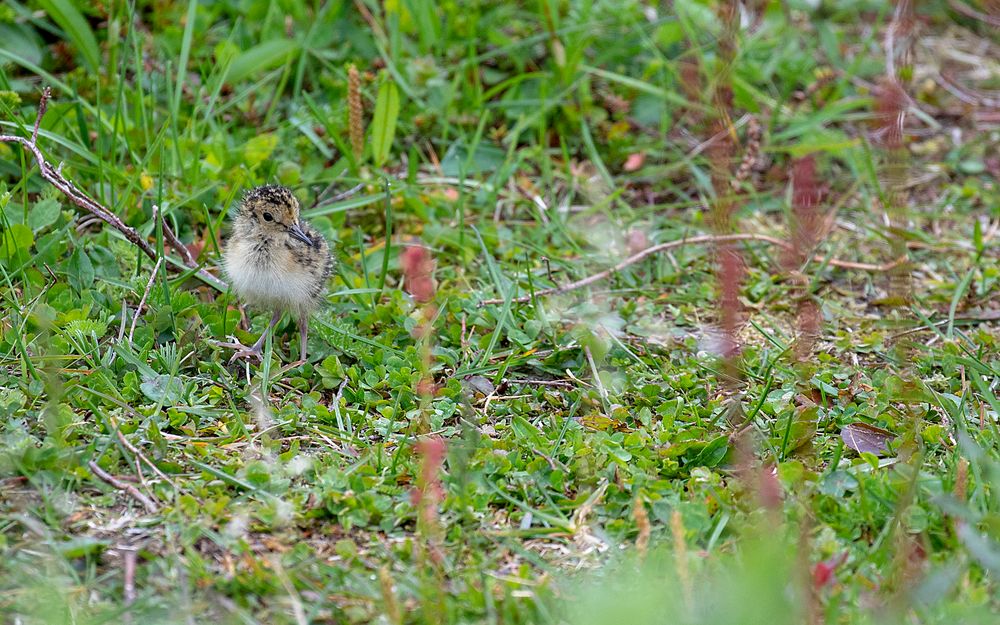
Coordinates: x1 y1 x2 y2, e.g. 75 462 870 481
370 72 400 167
227 39 299 85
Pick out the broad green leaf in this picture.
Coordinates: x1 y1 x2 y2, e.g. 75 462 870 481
67 246 94 291
440 141 505 176
603 440 633 463
2 201 22 224
0 223 32 259
512 416 545 448
818 469 858 497
140 373 183 404
57 536 109 559
0 24 44 68
690 435 729 468
214 40 240 67
29 198 61 232
35 0 100 71
674 0 719 36
0 388 27 418
244 133 279 167
227 39 299 84
370 74 400 167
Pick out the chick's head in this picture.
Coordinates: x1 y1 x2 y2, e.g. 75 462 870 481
239 184 313 246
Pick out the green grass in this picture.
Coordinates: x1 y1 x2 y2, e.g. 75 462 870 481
1 0 999 623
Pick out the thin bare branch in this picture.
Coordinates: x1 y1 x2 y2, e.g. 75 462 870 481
154 204 197 267
313 182 365 209
0 88 228 292
121 545 138 625
88 460 159 514
122 546 138 606
947 0 1000 27
508 378 574 388
128 257 162 343
938 70 1000 108
113 425 177 489
31 86 50 143
478 233 907 306
0 129 157 255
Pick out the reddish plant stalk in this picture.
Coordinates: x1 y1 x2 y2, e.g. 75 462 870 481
400 244 439 403
877 1 916 304
706 3 745 366
411 437 447 563
347 65 364 162
400 244 446 619
786 155 823 361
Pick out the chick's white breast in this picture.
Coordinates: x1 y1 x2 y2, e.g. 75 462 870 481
223 238 319 312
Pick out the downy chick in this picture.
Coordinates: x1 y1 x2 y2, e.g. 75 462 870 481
223 185 333 362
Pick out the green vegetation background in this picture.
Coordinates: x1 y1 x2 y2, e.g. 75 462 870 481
0 0 998 623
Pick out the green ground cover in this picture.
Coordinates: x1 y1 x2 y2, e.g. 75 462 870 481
0 1 998 623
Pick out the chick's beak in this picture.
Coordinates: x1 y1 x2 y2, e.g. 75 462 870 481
288 222 313 246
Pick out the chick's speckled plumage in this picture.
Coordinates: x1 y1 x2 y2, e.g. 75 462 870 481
222 185 333 361
224 185 332 314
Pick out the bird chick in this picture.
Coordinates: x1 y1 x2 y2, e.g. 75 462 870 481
223 185 333 362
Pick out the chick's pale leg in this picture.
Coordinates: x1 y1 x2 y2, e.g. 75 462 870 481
298 314 309 362
229 310 282 362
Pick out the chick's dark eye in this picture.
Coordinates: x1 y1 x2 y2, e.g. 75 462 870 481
262 212 274 222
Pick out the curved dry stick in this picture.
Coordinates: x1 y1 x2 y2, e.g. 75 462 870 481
947 0 1000 27
154 204 197 267
0 87 227 292
1 89 156 258
128 257 162 342
478 233 907 307
88 460 159 514
938 70 1000 108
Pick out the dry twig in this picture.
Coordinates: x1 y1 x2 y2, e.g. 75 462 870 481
478 233 907 306
108 413 178 489
128 257 163 342
154 204 197 267
947 0 1000 27
312 182 365 208
938 69 1000 108
122 547 138 606
88 460 159 514
121 545 138 625
0 88 227 291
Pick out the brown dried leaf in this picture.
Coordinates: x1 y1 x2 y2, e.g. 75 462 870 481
461 375 495 398
840 422 895 456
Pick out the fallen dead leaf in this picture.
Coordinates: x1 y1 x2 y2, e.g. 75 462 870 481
840 422 895 456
